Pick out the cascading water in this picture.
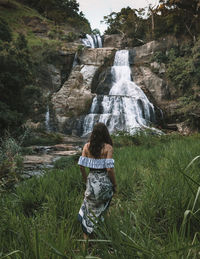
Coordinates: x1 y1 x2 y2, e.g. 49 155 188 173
81 34 102 48
45 105 51 132
72 52 78 67
82 50 156 136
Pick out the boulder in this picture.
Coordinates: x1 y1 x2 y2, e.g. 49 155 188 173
177 121 193 135
133 66 170 102
130 35 179 64
80 47 116 66
103 34 124 48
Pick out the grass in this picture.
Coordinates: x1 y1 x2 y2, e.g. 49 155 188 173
22 131 64 147
0 0 65 51
0 134 200 258
0 0 46 31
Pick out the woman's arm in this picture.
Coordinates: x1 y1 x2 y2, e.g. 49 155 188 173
80 165 87 183
79 143 88 183
106 145 117 192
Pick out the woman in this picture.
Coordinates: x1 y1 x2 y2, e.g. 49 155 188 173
78 123 117 238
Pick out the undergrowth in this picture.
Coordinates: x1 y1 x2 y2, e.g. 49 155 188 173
0 134 200 258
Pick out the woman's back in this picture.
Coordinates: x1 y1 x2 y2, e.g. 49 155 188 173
82 142 113 159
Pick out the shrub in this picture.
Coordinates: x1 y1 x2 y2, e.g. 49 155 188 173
0 17 12 42
0 136 23 190
65 31 77 42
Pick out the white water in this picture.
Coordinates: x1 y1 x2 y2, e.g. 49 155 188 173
82 50 156 136
72 52 78 67
97 34 102 48
81 34 102 48
45 105 51 132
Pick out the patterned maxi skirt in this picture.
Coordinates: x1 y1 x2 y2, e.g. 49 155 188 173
78 170 113 235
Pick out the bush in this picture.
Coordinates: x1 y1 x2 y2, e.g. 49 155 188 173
64 32 77 42
0 136 24 190
167 57 193 91
53 155 78 169
22 131 63 146
0 17 12 42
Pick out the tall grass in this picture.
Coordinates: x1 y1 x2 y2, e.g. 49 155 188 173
0 134 200 258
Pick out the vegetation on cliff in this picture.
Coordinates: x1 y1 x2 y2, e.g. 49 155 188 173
151 38 200 130
0 0 91 135
103 0 200 46
0 23 43 133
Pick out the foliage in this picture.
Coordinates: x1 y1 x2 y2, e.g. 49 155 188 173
53 155 78 169
167 56 193 91
92 28 101 35
65 31 77 42
151 39 200 128
151 50 168 63
102 0 200 46
0 17 12 42
22 130 63 146
0 134 200 257
165 39 200 93
0 32 34 133
103 7 146 46
0 136 24 191
15 0 91 32
0 18 48 134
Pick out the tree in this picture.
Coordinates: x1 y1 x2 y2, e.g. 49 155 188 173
0 33 34 133
158 0 200 40
103 7 146 45
0 18 12 42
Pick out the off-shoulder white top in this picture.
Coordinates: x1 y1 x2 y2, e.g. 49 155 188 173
78 156 114 169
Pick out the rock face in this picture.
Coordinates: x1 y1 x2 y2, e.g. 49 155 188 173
51 47 116 135
130 36 178 65
50 35 195 135
103 34 124 48
127 36 182 129
36 51 76 95
133 66 169 103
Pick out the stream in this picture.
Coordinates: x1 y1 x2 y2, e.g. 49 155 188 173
23 135 86 177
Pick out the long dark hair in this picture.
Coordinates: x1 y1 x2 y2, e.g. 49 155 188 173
89 123 113 158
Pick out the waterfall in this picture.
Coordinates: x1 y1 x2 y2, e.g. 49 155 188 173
82 50 156 136
97 34 102 48
81 34 102 48
45 105 51 132
72 52 78 67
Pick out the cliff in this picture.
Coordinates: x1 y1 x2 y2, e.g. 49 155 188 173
51 34 200 135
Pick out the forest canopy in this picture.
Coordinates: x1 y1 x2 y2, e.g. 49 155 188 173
103 0 200 45
16 0 91 29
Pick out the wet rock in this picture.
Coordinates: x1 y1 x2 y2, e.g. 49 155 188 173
133 66 169 102
79 48 116 66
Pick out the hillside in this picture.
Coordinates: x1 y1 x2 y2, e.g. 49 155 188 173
0 0 92 134
0 0 91 50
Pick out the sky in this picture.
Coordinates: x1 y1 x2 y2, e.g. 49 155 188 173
77 0 159 34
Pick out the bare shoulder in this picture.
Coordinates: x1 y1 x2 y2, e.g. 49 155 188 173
82 142 90 156
105 144 113 152
104 144 113 158
84 142 90 148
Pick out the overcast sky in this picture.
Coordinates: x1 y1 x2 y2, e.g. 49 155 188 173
77 0 159 34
